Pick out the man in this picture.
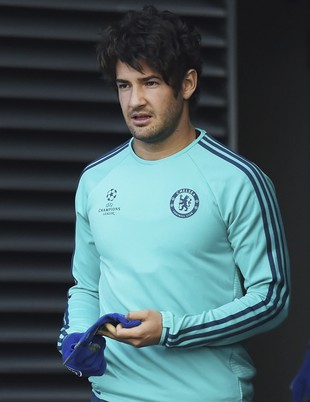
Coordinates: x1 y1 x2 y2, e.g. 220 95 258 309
58 5 290 402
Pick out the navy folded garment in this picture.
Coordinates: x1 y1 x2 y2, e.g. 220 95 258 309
62 313 141 377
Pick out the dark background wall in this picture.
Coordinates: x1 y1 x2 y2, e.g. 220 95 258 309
237 1 310 401
0 1 309 401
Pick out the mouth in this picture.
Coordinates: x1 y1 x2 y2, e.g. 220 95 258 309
130 112 152 126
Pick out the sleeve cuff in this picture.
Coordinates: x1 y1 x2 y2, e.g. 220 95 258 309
159 311 173 345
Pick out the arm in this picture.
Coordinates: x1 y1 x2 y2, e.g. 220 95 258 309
104 171 290 349
161 173 290 347
57 177 101 352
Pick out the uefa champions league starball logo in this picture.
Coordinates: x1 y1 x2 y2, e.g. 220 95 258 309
106 188 117 202
98 188 120 216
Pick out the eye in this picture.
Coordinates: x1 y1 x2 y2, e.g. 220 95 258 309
145 80 159 87
117 82 130 90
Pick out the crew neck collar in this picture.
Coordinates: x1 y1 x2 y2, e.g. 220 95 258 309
129 128 205 164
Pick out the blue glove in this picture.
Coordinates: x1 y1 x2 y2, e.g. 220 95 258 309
62 313 141 377
291 344 310 402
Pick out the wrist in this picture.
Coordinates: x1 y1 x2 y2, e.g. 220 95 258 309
159 311 172 345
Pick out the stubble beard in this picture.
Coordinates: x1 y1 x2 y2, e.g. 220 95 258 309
127 102 184 145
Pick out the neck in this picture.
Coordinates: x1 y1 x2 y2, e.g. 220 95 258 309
132 122 197 161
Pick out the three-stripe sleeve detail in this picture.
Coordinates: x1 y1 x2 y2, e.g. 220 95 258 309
165 134 289 347
57 306 69 353
82 140 130 174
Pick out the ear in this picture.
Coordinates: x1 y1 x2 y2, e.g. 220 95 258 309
182 69 198 101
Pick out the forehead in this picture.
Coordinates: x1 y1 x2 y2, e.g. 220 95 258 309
115 59 162 80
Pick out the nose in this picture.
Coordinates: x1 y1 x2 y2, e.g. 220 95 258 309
128 85 146 108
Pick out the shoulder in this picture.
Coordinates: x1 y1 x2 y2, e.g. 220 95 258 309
191 133 276 216
194 132 273 190
82 140 131 175
77 140 131 193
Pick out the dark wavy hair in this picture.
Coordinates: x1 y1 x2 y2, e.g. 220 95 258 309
97 5 202 109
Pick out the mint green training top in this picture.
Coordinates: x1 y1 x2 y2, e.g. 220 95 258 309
58 129 290 402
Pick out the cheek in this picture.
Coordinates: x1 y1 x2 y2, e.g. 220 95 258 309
154 95 173 115
161 96 182 118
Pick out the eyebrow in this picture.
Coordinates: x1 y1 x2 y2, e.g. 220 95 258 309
116 75 162 84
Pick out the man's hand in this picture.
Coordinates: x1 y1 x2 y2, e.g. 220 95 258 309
98 309 162 348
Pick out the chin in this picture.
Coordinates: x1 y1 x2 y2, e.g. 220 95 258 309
131 128 170 144
131 129 155 141
133 134 164 144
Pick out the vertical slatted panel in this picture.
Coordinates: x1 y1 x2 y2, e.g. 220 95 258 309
0 1 235 400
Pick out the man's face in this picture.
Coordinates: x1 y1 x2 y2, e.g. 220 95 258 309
115 60 185 144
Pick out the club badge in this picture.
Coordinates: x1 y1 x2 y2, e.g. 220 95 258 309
170 188 199 218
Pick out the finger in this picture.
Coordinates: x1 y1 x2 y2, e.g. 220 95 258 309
105 323 118 333
97 323 117 338
113 325 143 342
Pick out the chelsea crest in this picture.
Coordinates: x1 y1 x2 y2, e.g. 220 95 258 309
170 188 200 218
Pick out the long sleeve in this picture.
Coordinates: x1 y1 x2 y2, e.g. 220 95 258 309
57 178 101 351
160 136 290 348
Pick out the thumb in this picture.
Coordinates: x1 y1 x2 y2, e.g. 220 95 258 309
126 310 147 321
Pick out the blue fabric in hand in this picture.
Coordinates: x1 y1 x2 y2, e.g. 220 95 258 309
291 345 310 402
62 313 141 377
62 332 106 377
